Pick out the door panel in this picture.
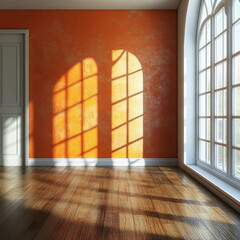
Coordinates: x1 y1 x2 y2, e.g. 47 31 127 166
1 45 20 106
2 115 21 166
0 33 23 166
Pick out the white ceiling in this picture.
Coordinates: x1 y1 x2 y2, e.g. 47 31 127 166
0 0 182 10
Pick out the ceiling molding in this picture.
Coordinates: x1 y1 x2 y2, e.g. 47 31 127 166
0 0 182 10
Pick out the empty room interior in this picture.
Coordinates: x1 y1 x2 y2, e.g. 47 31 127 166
0 0 240 239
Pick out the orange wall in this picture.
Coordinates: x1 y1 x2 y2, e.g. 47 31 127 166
0 10 177 159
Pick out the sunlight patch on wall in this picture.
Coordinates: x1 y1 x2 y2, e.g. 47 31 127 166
52 58 98 158
111 50 143 158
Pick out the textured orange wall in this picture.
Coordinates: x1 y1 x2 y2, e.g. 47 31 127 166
0 10 177 158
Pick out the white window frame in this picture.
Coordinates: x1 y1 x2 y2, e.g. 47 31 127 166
196 0 240 190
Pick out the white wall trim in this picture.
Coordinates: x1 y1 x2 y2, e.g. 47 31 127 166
178 0 201 167
24 30 29 167
0 0 182 10
28 158 178 167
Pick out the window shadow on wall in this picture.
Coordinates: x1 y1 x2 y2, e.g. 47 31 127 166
52 58 98 159
111 50 143 159
30 50 144 165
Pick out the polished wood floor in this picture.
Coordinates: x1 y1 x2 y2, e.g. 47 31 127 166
0 167 239 240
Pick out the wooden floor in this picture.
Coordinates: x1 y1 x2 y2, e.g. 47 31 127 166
0 167 239 240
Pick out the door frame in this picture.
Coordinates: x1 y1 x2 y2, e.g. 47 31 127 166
0 29 29 166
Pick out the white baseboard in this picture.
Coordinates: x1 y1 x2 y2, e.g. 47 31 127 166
28 158 178 167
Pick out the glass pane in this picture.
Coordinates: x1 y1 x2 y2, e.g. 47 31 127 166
207 118 211 140
200 94 211 117
233 20 240 54
233 0 240 22
233 55 240 85
233 119 240 148
199 118 211 140
205 0 213 15
215 8 227 36
215 118 227 144
215 144 227 172
215 32 227 62
199 47 206 70
199 140 211 164
199 3 208 27
207 93 211 116
199 71 206 93
199 140 206 161
215 90 227 116
233 87 240 116
207 142 211 163
206 69 211 91
199 69 211 93
206 19 211 43
233 149 240 179
206 44 211 67
199 24 207 48
215 61 227 89
200 95 206 116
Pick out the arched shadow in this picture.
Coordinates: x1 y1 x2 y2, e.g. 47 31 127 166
111 50 144 159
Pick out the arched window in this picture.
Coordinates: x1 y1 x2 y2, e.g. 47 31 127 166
197 0 240 186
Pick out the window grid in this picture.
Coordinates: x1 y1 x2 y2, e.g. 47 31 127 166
197 0 240 188
232 11 240 179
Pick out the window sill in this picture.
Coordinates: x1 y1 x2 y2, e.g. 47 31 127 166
181 164 240 214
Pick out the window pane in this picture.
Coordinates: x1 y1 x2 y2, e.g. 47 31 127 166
199 140 206 161
199 3 207 27
205 0 213 15
215 8 227 36
215 32 227 62
206 19 211 43
215 61 227 89
233 119 240 148
215 90 227 116
207 142 211 163
199 69 211 93
200 95 206 116
233 0 240 22
207 93 211 116
199 47 206 70
199 71 206 93
206 44 211 67
215 118 227 144
199 94 211 116
233 20 240 54
199 44 211 70
233 149 240 179
206 69 211 91
233 87 240 116
215 144 227 172
199 140 211 164
199 24 207 48
199 19 211 48
199 118 211 140
233 55 240 85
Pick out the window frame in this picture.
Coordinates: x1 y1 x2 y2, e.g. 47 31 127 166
196 0 240 190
